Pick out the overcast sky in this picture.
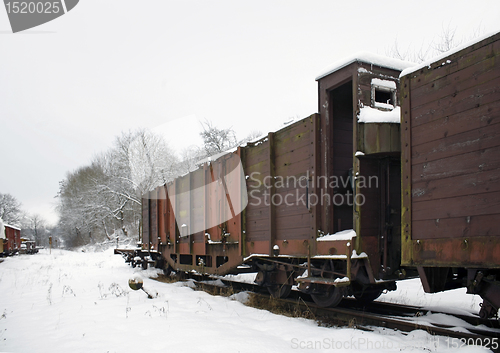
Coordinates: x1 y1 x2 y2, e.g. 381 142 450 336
1 0 499 225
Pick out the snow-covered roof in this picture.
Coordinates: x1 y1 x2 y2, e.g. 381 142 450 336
400 31 499 77
316 52 415 81
4 223 21 231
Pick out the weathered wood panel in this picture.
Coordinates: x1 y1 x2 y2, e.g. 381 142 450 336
404 37 500 90
412 190 500 221
411 100 500 146
410 77 499 128
412 145 500 182
412 168 500 203
413 214 500 240
401 32 500 266
411 122 500 165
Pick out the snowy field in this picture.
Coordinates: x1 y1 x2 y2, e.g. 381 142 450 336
0 249 494 353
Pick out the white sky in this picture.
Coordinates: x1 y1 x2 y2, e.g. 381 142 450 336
0 0 499 225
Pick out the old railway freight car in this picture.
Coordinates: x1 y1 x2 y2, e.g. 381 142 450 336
1 223 21 256
119 31 500 314
121 52 414 307
400 32 500 318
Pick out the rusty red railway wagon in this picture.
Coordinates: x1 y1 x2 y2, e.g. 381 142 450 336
2 224 21 256
400 32 500 318
120 52 415 307
119 31 500 315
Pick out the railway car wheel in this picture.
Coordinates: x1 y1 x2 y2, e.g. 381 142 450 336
267 284 292 299
311 285 343 307
310 260 344 307
163 266 172 276
353 288 382 304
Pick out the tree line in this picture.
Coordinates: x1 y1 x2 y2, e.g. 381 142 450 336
0 193 53 248
56 122 260 248
2 121 260 249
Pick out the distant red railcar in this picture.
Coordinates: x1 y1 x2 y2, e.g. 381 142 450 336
2 224 21 256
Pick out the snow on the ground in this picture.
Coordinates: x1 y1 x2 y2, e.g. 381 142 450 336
378 278 483 317
0 250 493 353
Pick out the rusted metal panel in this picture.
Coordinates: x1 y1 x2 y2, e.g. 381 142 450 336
411 237 500 267
401 32 500 267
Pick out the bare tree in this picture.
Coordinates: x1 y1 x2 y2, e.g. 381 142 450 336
127 129 179 194
20 213 47 246
199 119 238 156
386 25 483 63
56 128 179 248
0 193 22 225
179 145 205 174
241 130 263 144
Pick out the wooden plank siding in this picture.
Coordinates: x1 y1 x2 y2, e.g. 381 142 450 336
244 116 316 253
401 32 500 267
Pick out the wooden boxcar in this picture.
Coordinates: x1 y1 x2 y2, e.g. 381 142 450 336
135 53 415 306
400 32 500 318
125 33 500 313
2 224 21 256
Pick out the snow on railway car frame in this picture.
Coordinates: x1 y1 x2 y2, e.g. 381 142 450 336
118 32 500 315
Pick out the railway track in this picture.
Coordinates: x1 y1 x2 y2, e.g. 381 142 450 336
163 274 500 351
